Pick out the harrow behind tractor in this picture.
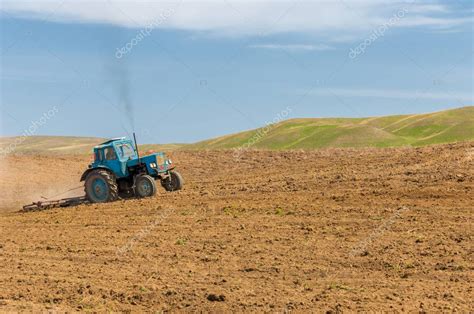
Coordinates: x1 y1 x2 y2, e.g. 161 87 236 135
22 134 183 211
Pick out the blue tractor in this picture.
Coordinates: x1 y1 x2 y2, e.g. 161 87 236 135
80 135 183 203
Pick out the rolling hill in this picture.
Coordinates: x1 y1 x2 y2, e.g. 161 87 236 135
188 106 474 150
0 136 105 155
0 136 183 155
0 106 472 154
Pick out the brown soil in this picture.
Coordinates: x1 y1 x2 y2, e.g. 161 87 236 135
0 143 473 311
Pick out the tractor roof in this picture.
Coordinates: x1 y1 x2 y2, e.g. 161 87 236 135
95 137 129 148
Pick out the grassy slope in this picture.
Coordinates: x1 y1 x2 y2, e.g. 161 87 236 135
188 106 474 150
1 107 472 154
0 136 106 155
0 136 184 155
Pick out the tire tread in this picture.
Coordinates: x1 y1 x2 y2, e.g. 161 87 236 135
84 169 119 203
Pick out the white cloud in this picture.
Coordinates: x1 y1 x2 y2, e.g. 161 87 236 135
249 43 333 51
1 0 472 37
303 87 474 102
394 15 473 28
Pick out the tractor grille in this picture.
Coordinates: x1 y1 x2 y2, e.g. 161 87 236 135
156 155 165 166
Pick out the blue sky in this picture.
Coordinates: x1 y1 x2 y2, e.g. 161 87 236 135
0 0 473 143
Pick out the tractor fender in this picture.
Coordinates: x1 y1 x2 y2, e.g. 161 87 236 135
80 166 114 182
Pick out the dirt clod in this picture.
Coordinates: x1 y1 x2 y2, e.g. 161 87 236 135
207 294 226 302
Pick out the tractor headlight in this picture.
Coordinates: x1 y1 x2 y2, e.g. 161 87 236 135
150 162 157 168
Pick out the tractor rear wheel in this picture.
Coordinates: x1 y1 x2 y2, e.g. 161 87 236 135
135 175 157 198
84 169 119 203
161 170 184 192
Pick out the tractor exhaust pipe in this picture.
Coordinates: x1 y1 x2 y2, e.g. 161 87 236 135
133 132 141 164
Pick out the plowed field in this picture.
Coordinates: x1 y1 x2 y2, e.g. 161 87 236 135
0 143 473 311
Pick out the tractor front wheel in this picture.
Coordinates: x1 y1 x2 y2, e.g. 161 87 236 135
84 169 119 203
135 175 157 198
161 171 184 192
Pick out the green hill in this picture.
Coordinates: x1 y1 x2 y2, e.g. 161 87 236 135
1 106 472 154
0 136 105 155
0 136 183 155
188 106 474 150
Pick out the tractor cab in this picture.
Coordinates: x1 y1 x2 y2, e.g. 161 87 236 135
91 138 137 178
93 138 136 163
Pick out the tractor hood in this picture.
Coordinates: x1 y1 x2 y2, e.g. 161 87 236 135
127 152 174 174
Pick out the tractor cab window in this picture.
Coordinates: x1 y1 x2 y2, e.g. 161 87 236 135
104 147 117 160
118 144 135 160
96 149 104 161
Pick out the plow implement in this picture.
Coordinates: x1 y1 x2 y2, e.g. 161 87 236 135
22 196 89 212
